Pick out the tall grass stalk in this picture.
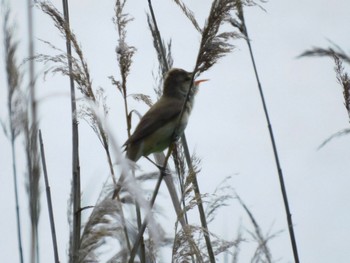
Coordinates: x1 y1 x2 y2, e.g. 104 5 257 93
39 130 60 263
59 0 82 261
233 3 300 262
3 4 24 262
26 0 41 262
112 0 137 257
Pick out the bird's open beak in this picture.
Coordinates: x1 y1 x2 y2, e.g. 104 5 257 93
194 79 209 86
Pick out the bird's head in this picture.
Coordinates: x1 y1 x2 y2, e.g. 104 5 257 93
163 68 208 99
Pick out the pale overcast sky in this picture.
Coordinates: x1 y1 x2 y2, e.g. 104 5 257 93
1 1 350 262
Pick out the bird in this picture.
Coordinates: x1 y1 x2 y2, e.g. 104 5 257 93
123 68 208 163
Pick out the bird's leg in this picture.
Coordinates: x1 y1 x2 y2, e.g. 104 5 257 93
144 144 175 174
145 156 164 170
161 143 175 176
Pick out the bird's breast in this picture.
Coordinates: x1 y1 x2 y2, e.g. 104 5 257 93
175 110 190 138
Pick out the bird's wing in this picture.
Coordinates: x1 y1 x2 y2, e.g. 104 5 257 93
124 98 183 145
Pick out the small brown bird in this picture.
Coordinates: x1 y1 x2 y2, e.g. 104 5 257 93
124 68 208 162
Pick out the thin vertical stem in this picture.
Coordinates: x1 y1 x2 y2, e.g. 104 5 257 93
181 134 215 262
4 5 24 261
27 1 35 114
115 0 141 255
27 0 40 262
61 0 81 261
237 4 300 263
10 126 24 263
39 130 60 263
122 90 140 258
147 0 169 73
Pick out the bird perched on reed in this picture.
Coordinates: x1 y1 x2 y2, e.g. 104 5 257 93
124 68 208 163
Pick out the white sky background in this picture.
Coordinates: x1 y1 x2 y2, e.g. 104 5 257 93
1 0 350 262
